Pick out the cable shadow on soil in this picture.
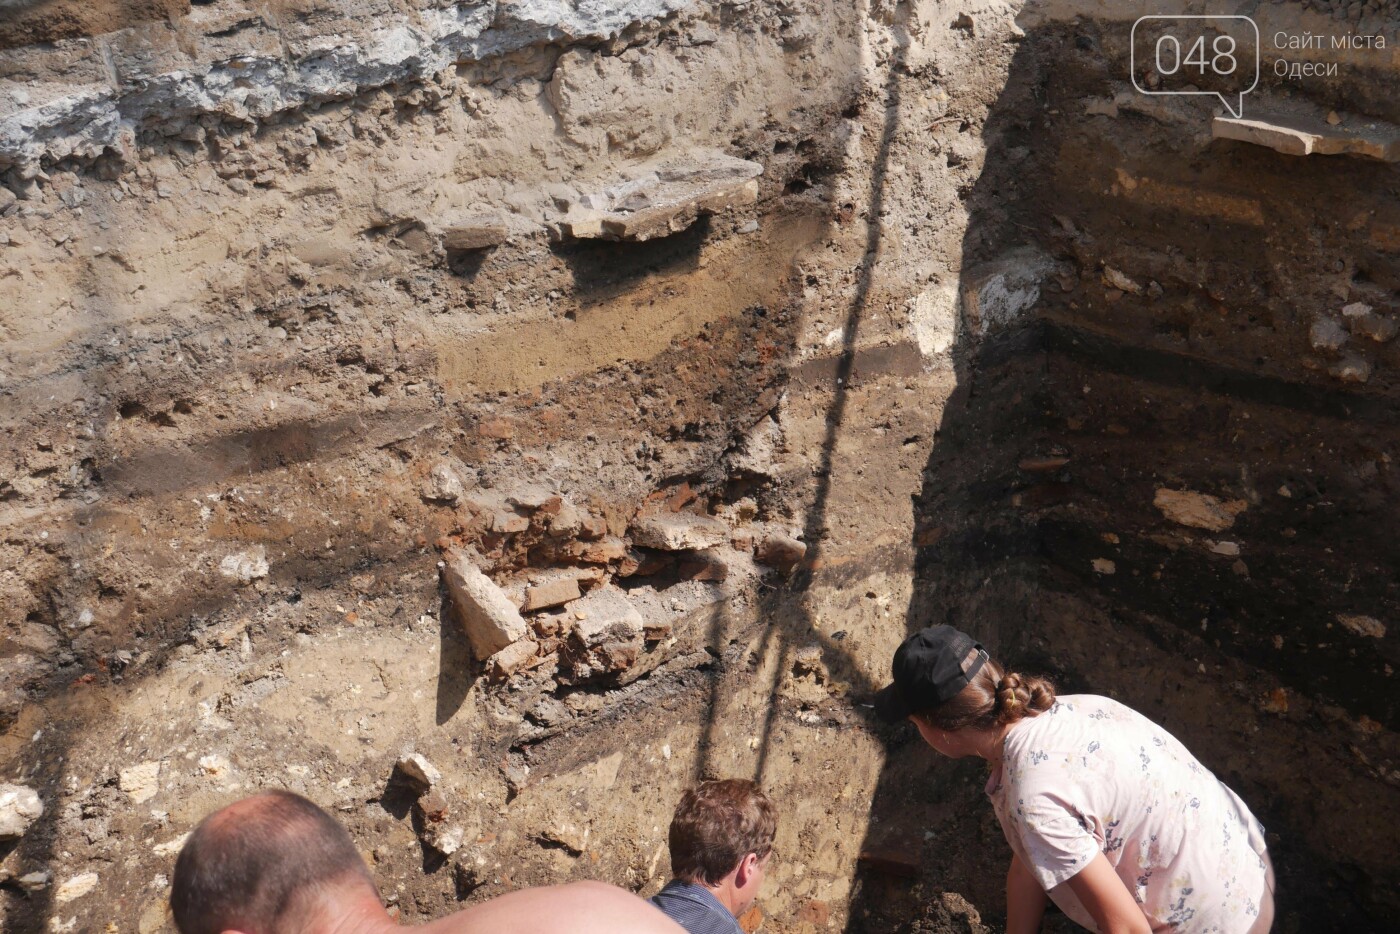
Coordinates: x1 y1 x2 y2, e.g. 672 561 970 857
841 19 1057 934
741 6 918 788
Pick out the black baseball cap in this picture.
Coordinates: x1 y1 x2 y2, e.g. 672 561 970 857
873 625 986 723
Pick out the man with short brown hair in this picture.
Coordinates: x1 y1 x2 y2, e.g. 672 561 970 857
649 779 777 934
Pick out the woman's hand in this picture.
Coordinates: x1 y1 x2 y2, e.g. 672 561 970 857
1006 855 1048 934
1057 852 1152 934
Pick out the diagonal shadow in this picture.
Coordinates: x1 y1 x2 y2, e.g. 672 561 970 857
746 9 914 787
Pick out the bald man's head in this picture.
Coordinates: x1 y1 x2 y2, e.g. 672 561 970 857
171 791 376 934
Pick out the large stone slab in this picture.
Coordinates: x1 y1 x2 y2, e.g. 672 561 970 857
442 550 528 660
1213 109 1400 162
557 153 763 242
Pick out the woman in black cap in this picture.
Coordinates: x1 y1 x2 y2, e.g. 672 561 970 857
875 625 1273 934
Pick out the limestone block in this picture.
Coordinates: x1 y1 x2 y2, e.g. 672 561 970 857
961 248 1053 335
441 551 528 660
558 587 644 684
1153 489 1247 532
0 784 42 839
631 512 730 551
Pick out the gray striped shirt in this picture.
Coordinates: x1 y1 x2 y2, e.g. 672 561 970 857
648 881 744 934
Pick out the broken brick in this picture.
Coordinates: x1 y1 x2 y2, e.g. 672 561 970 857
523 577 582 612
488 639 539 680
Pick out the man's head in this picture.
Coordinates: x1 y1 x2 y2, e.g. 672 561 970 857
667 779 776 915
171 790 378 934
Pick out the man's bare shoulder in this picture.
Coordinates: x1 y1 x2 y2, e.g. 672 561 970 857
425 881 685 934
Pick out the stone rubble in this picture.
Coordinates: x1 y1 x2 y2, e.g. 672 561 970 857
218 547 270 583
118 761 161 804
423 462 466 504
1309 316 1350 352
54 872 99 904
755 533 807 573
1337 614 1387 639
1329 354 1373 384
1342 303 1399 342
395 753 442 794
960 248 1054 335
557 586 645 685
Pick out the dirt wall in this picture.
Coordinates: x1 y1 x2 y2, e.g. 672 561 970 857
860 4 1400 931
1 1 1397 933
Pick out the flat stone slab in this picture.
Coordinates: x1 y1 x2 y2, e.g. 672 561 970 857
558 153 762 242
1213 109 1400 162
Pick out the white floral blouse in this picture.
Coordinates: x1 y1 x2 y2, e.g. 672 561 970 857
985 695 1270 933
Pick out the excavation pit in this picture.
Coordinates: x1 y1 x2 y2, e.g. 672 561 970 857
0 2 1396 932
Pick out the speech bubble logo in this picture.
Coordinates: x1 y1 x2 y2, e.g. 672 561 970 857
1131 16 1260 119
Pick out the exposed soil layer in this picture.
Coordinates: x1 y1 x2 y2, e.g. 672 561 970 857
0 0 188 52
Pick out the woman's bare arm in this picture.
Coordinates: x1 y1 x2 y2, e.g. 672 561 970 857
1057 853 1152 934
1006 854 1048 934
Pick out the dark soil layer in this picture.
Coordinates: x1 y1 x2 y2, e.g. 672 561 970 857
849 21 1399 934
